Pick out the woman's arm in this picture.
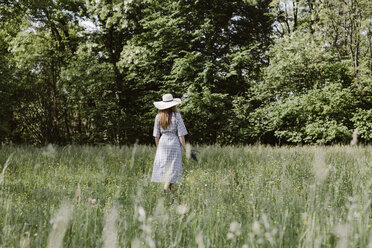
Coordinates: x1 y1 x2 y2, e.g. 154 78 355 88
179 136 186 151
155 137 160 147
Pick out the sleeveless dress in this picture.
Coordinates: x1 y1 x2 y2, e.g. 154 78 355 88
151 112 188 183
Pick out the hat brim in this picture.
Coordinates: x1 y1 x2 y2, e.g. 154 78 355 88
153 98 181 110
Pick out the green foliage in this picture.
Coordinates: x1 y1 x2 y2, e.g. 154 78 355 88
231 30 359 145
181 87 229 144
352 109 372 142
0 37 13 141
115 0 273 144
59 41 116 144
0 0 371 145
260 31 352 100
256 83 355 144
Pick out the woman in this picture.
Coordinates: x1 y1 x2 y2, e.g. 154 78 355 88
151 93 188 194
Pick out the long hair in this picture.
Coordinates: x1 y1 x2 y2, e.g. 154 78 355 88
159 106 178 129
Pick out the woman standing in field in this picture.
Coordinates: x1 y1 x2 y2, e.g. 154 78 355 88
152 93 188 194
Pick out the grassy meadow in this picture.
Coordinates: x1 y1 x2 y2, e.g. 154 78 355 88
0 145 371 247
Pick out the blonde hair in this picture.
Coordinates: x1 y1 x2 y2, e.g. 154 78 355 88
159 106 178 129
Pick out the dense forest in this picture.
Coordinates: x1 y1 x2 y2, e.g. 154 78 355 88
0 0 371 145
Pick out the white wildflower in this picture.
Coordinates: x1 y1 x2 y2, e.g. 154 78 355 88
252 221 261 234
227 232 234 239
138 206 146 222
176 204 188 215
229 221 241 236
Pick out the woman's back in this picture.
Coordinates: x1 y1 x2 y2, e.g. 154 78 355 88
154 112 187 137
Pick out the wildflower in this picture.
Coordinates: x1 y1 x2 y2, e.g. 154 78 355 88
176 204 188 215
87 197 97 205
252 221 261 235
229 221 241 235
227 221 242 239
227 232 234 239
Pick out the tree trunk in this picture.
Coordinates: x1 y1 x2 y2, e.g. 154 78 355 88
293 0 299 31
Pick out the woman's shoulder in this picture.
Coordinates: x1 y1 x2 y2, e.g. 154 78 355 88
174 112 183 119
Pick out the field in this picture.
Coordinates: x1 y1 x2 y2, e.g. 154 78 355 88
0 145 371 248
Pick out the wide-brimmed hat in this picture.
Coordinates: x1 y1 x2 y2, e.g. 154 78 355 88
154 93 181 110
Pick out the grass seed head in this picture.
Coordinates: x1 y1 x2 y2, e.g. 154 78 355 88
0 152 14 185
313 149 329 183
229 221 241 235
42 144 56 158
20 234 30 248
252 221 261 235
74 183 82 204
176 204 188 215
350 128 359 146
186 143 192 159
196 232 205 248
102 205 119 248
47 201 73 248
137 206 146 222
131 238 141 248
333 224 351 248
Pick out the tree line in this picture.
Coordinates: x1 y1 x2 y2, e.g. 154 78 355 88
0 0 371 145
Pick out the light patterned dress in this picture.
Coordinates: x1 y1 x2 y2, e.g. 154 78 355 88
151 112 188 183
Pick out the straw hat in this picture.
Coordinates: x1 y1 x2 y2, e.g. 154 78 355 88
154 93 181 110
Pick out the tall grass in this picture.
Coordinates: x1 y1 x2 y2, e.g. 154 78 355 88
0 145 371 247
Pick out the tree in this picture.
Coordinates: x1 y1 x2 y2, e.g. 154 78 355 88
1 0 370 145
232 31 355 144
7 0 85 144
0 1 23 142
118 0 273 144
